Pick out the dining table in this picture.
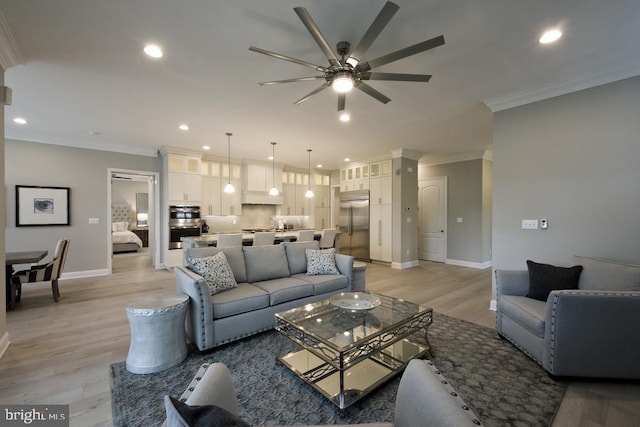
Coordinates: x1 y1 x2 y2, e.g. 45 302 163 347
5 250 48 309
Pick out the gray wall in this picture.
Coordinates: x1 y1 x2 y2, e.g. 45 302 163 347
492 76 640 300
5 139 160 274
419 158 492 264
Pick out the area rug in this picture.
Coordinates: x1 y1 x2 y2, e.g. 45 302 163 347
110 313 567 426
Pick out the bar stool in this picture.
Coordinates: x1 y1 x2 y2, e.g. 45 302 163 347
216 234 243 247
297 229 315 242
252 232 275 246
319 228 337 249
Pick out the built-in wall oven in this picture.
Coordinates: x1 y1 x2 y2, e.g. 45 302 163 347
169 205 201 249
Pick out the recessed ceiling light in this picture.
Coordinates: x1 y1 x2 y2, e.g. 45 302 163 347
539 29 562 44
202 145 210 150
179 124 189 131
268 156 274 160
344 158 351 162
339 112 350 122
316 164 323 168
144 44 163 58
13 117 27 125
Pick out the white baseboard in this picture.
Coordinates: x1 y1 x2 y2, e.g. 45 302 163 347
391 260 420 270
489 299 497 311
0 331 10 360
446 259 492 270
60 269 109 280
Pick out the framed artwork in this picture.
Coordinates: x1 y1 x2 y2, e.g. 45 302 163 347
16 185 71 226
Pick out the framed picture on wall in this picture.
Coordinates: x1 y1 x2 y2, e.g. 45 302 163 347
16 185 71 226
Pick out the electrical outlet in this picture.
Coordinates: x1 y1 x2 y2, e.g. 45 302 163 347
89 217 99 225
521 219 538 230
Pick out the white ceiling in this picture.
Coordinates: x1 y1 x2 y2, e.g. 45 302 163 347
1 0 639 170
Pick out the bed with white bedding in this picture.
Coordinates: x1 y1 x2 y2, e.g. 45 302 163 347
112 204 143 253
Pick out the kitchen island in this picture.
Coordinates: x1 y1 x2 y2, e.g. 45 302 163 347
181 230 320 248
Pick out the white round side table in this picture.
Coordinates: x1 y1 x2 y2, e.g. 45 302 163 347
125 293 189 374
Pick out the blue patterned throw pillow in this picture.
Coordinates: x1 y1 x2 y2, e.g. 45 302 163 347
305 248 340 275
188 252 238 295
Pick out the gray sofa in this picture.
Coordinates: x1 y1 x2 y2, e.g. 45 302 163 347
175 241 359 352
163 359 483 426
496 255 640 378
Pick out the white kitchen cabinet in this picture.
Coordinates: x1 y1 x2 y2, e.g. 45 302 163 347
201 176 222 216
370 174 392 205
168 154 201 174
221 178 242 216
280 171 311 216
168 172 201 204
245 162 282 193
201 160 241 216
370 204 392 262
314 207 330 230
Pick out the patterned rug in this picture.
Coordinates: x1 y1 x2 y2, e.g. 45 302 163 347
110 313 567 426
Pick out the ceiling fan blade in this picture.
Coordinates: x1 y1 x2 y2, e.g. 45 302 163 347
348 1 400 65
357 35 445 72
249 46 328 72
258 76 326 86
338 93 346 112
354 81 391 104
360 72 432 82
293 7 341 67
294 82 331 105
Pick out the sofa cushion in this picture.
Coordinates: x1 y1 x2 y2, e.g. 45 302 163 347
242 245 290 283
573 255 640 291
306 248 340 275
164 396 249 427
526 260 582 301
185 246 247 284
293 273 348 295
187 252 238 296
210 283 269 319
499 295 547 337
251 277 314 305
283 240 320 274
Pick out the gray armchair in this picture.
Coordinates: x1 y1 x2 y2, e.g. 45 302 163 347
496 255 640 379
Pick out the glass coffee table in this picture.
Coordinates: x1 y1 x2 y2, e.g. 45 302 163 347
275 292 432 409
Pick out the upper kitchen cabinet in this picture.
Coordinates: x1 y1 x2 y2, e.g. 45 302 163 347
164 153 202 205
200 160 242 216
369 160 392 206
244 161 282 193
340 164 369 192
281 170 311 215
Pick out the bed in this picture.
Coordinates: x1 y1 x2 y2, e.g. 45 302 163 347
112 204 144 253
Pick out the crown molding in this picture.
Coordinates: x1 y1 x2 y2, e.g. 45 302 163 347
7 136 159 157
483 61 640 112
391 148 422 161
419 150 492 167
0 9 23 70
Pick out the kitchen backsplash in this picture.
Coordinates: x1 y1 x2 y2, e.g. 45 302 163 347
201 204 311 233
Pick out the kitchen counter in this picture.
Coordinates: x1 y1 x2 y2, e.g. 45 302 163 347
182 230 321 248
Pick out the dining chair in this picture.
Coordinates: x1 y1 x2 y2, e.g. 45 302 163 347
252 232 275 246
11 238 70 306
319 228 337 249
216 234 243 248
296 229 315 242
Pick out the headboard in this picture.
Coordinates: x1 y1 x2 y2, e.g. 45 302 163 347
112 203 131 224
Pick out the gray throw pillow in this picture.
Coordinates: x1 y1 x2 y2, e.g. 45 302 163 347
306 248 340 275
188 252 238 295
164 396 249 427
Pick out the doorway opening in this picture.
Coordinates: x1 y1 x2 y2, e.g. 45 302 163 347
107 169 160 274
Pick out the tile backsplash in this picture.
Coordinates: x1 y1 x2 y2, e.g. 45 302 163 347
201 204 310 233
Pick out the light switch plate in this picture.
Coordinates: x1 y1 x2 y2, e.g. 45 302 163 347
522 219 538 229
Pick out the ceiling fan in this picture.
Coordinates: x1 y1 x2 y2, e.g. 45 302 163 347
249 1 444 113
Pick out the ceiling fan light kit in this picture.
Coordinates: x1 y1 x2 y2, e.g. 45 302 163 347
249 1 444 114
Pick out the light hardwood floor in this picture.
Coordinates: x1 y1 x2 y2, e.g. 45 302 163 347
1 254 638 426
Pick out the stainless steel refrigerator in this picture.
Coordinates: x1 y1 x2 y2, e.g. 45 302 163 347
338 190 370 260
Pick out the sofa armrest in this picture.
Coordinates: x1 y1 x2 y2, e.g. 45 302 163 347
544 290 640 378
495 270 529 298
335 253 355 291
174 266 214 351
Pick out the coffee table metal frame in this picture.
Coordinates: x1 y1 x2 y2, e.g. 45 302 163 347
275 293 432 409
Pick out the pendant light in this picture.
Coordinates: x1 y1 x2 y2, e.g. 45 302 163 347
305 149 314 198
268 142 279 196
223 132 235 193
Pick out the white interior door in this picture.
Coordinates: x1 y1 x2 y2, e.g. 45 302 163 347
418 178 447 262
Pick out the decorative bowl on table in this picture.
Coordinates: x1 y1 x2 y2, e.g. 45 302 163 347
330 292 381 311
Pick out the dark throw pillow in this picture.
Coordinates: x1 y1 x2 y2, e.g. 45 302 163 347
526 260 583 301
165 396 250 427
